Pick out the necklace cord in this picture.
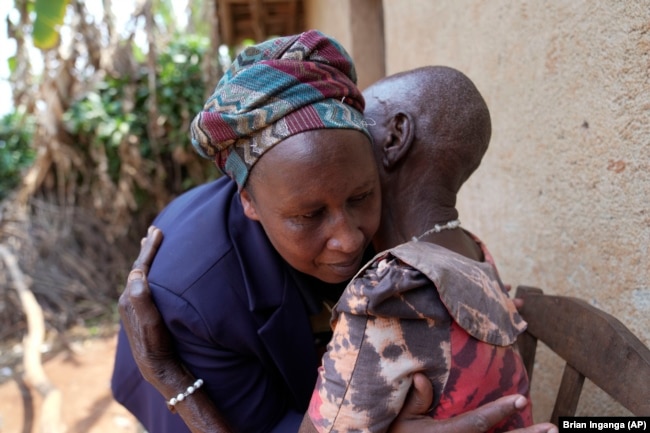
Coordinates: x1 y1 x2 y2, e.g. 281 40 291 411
412 219 461 242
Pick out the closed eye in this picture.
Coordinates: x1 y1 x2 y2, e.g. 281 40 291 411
298 207 325 220
350 191 372 204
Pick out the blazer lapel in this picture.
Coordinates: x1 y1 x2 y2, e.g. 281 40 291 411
229 193 318 409
257 283 319 410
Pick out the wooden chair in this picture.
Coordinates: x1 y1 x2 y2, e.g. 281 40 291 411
515 285 650 423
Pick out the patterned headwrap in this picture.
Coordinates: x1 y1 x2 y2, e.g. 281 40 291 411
190 30 370 189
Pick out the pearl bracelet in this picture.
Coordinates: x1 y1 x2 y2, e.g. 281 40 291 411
166 378 204 413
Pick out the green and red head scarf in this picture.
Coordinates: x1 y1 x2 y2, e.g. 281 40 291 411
190 30 369 189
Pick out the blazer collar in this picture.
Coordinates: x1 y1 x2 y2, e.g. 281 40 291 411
228 192 289 312
228 191 319 408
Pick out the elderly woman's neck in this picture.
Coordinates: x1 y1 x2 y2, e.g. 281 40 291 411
373 186 459 252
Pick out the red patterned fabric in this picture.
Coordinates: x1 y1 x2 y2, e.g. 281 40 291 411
308 234 532 433
433 321 532 430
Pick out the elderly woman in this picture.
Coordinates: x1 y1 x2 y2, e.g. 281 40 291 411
113 31 556 433
303 66 534 433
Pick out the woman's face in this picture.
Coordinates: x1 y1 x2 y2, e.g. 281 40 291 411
240 129 381 284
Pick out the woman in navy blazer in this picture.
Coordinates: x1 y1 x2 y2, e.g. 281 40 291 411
113 176 351 432
112 30 382 433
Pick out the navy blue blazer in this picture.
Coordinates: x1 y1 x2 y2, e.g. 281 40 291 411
111 177 321 433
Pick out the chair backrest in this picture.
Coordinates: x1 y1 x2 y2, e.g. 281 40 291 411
515 285 650 424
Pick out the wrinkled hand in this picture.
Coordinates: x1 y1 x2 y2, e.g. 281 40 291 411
118 226 181 389
118 226 232 432
512 297 525 310
388 373 558 433
504 283 525 310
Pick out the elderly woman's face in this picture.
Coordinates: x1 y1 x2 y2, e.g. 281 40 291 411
240 129 381 283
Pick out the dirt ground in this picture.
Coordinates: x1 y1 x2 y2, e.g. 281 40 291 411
0 331 142 433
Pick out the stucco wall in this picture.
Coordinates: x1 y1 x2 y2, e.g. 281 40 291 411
304 0 352 50
304 0 385 89
382 0 649 420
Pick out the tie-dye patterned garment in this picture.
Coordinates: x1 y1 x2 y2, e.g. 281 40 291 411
308 236 533 433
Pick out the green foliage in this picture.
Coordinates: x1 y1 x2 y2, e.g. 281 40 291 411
7 55 17 74
32 0 70 49
156 34 211 156
63 34 215 196
0 110 35 199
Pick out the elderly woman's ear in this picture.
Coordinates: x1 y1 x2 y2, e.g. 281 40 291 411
381 111 415 170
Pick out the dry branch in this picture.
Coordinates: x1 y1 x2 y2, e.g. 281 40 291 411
0 244 64 433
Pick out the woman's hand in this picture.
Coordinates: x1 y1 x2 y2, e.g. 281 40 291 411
118 226 178 388
389 373 558 433
118 226 232 433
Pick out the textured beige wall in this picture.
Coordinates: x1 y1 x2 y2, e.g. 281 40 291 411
304 0 385 89
382 0 650 421
304 0 352 49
